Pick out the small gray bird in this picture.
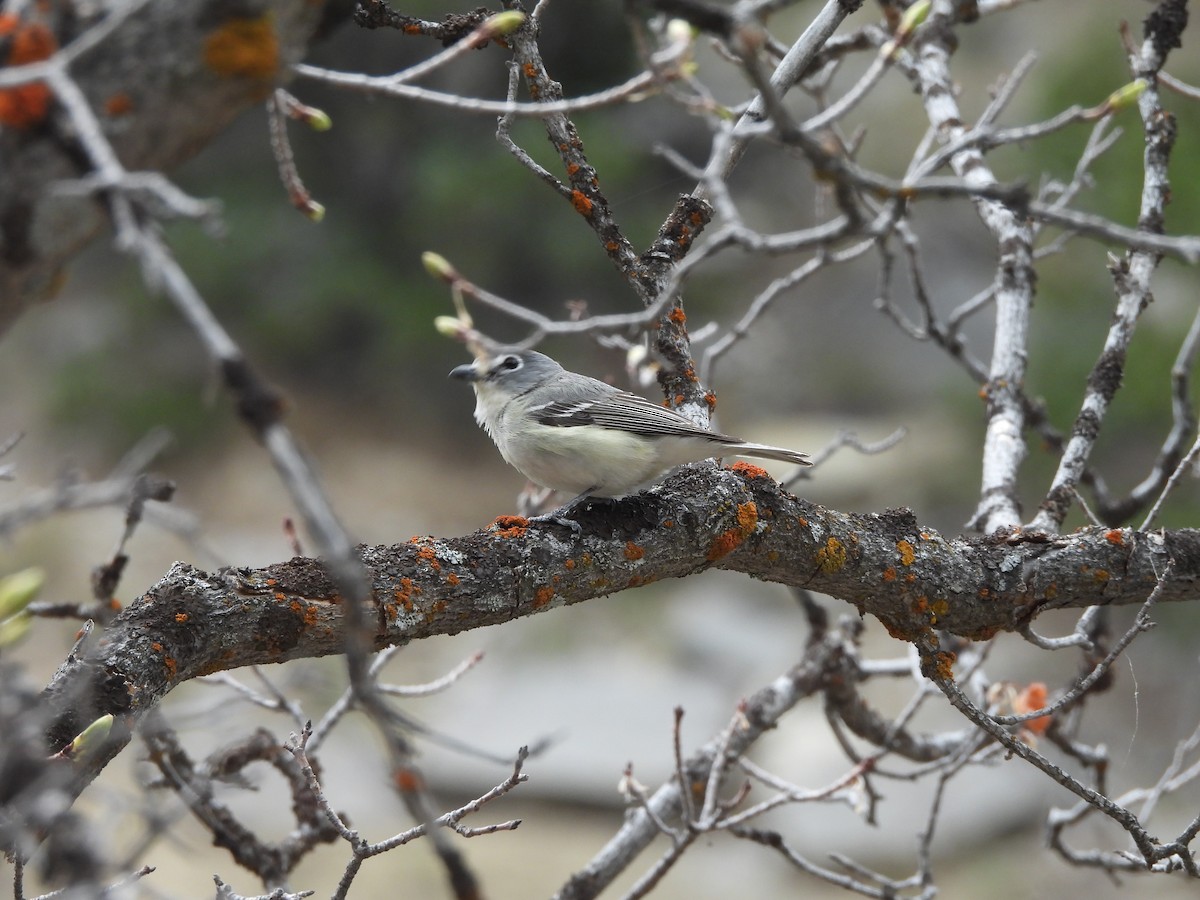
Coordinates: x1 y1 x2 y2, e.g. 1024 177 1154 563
450 350 811 504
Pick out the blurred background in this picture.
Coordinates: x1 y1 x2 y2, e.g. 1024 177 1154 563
2 0 1200 896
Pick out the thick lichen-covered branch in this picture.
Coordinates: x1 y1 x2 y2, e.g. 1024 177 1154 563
39 463 1198 796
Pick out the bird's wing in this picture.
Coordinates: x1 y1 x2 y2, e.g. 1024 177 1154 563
531 391 736 441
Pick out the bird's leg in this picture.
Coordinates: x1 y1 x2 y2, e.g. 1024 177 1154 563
526 489 600 535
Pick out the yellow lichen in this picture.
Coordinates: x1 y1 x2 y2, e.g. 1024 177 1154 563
816 536 847 573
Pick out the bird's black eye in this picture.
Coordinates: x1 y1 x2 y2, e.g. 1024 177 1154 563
499 355 522 371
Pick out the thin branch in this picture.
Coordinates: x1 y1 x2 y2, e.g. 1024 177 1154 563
923 561 1184 869
1141 432 1200 532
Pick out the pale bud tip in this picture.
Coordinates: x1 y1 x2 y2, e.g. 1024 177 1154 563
434 316 466 337
69 714 115 758
1105 79 1148 112
307 108 333 132
483 11 525 38
0 567 44 620
303 200 325 223
898 0 931 35
665 18 695 45
422 252 457 282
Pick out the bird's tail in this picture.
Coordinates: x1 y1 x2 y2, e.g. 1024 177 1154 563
727 441 813 467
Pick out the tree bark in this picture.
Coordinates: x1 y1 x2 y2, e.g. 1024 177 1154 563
0 0 334 325
39 462 1197 790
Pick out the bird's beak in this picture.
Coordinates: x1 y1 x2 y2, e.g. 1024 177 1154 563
449 363 480 382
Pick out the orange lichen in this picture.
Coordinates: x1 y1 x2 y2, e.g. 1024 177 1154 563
566 163 581 176
492 515 529 539
150 642 163 654
291 600 318 626
736 502 758 532
416 546 441 570
707 502 758 561
1093 569 1110 584
571 190 593 216
930 650 956 681
203 16 279 80
668 307 687 325
624 541 644 561
394 577 418 611
1013 682 1051 734
104 92 134 117
1105 529 1124 545
533 586 554 608
706 531 742 561
0 16 56 63
663 520 674 528
274 592 286 601
704 391 717 410
446 572 460 585
816 536 847 573
522 62 538 79
174 612 189 623
730 460 770 480
897 539 916 566
394 766 424 792
0 15 57 129
164 656 177 678
882 566 897 582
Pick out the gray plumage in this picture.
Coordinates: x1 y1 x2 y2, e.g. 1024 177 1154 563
450 350 811 499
